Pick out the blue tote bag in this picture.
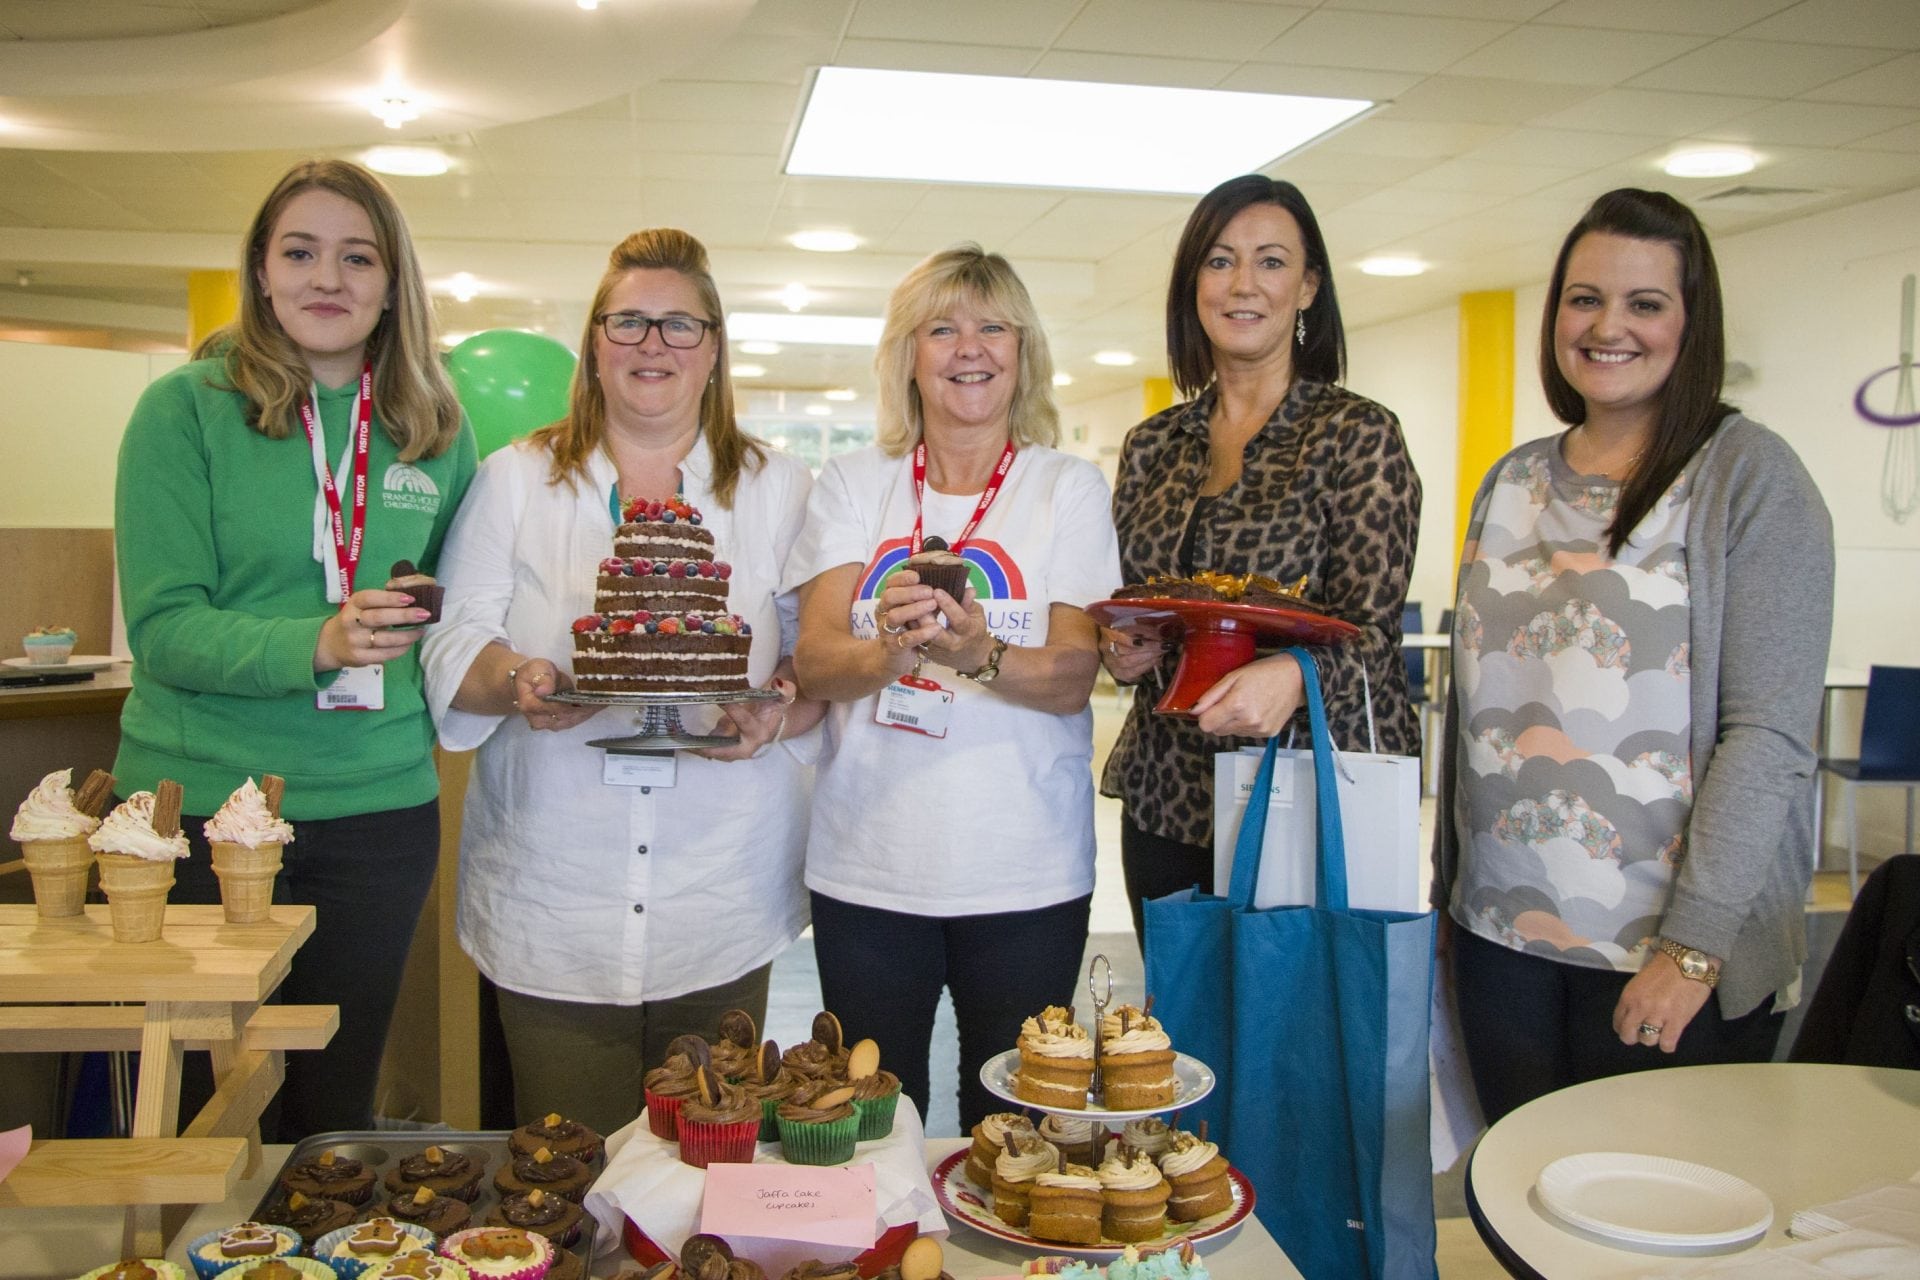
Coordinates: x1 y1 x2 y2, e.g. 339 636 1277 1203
1144 649 1438 1280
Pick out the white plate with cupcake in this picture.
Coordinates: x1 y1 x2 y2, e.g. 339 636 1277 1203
978 1047 1215 1122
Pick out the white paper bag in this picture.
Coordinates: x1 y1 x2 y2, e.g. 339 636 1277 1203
1213 744 1423 912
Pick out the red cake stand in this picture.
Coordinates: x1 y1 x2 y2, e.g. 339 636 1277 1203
1086 596 1361 717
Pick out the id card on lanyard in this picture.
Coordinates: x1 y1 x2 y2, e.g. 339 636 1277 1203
301 364 383 711
874 440 1014 735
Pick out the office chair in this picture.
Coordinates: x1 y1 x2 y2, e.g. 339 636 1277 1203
1816 666 1920 896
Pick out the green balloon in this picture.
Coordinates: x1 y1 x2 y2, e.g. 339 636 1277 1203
447 329 577 457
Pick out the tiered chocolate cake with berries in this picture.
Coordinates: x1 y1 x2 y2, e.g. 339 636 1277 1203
570 497 752 692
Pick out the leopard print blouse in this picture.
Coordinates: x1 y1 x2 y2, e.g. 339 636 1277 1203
1099 378 1422 848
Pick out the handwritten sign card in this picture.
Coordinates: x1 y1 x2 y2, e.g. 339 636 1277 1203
701 1161 877 1249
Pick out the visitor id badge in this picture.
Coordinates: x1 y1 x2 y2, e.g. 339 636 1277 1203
318 664 384 711
604 750 676 788
875 674 953 738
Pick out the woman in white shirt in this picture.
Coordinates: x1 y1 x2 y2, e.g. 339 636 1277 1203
422 228 824 1133
789 245 1121 1130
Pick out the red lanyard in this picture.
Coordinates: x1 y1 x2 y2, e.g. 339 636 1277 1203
910 439 1016 554
299 362 373 597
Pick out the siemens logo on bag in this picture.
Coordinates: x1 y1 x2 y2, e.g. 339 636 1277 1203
381 463 441 514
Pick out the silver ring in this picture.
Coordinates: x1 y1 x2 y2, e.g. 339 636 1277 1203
1108 640 1119 656
880 615 907 636
1639 1022 1662 1038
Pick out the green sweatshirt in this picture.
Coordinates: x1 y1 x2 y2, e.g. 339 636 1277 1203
113 358 477 821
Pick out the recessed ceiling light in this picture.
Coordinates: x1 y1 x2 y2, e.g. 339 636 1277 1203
1663 148 1756 179
370 96 423 130
577 0 602 9
824 388 858 401
363 146 450 177
732 364 767 379
448 272 478 303
738 340 782 356
727 312 885 347
780 283 814 312
1093 351 1136 367
788 68 1371 195
806 403 832 416
1052 372 1074 387
1357 256 1428 278
790 230 862 253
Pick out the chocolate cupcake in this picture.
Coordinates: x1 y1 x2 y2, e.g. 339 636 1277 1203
740 1039 803 1142
543 1250 584 1280
383 1145 485 1202
678 1064 762 1169
388 560 445 624
484 1187 583 1247
261 1191 357 1245
508 1113 602 1164
845 1038 900 1141
902 536 970 603
710 1007 759 1080
780 1262 859 1280
185 1222 301 1280
368 1186 473 1237
781 1011 851 1082
775 1081 859 1166
314 1218 437 1280
492 1145 592 1201
281 1148 377 1204
642 1041 707 1140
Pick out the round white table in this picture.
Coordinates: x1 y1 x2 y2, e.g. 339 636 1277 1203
1465 1062 1920 1278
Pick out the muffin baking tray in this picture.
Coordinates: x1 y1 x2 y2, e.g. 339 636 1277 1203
251 1130 599 1272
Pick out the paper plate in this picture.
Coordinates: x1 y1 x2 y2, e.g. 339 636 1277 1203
3 654 122 673
1536 1152 1773 1249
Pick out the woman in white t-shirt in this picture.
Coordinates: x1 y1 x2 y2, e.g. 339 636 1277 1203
789 245 1121 1130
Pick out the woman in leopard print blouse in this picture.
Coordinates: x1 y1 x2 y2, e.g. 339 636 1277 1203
1098 174 1422 942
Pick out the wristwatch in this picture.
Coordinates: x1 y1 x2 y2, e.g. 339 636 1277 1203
1657 938 1721 988
957 636 1008 684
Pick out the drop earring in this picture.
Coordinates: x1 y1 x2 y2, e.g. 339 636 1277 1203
1296 310 1307 346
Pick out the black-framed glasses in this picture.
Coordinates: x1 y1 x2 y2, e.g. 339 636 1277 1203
596 311 715 348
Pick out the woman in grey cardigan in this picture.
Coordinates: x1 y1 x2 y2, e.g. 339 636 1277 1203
1432 188 1833 1123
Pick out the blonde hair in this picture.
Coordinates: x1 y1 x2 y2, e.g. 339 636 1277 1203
531 228 764 508
873 244 1059 456
196 159 462 462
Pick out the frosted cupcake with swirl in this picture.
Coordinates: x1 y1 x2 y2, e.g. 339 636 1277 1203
203 775 293 923
1098 1004 1175 1109
1016 1005 1094 1110
12 766 112 917
88 783 189 942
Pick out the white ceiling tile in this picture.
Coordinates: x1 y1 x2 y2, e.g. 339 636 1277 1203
1446 26 1709 85
906 189 1064 221
1533 88 1772 135
503 201 652 245
1626 39 1892 96
777 177 931 212
1698 101 1920 147
1801 53 1920 109
476 146 644 182
692 32 833 86
831 38 1038 76
1216 63 1423 100
1739 0 1920 49
1003 216 1161 261
1054 0 1310 62
1742 144 1920 189
1328 118 1514 160
1532 0 1800 37
1342 184 1509 221
621 119 786 157
846 0 1078 47
1024 51 1237 89
544 96 634 124
1285 180 1397 211
477 119 635 154
0 1 204 39
1318 208 1449 254
1846 122 1920 154
643 81 803 125
1399 158 1582 196
1383 76 1603 125
1273 148 1439 186
877 212 1052 257
1319 0 1557 17
1257 10 1513 75
635 152 783 184
1457 126 1667 168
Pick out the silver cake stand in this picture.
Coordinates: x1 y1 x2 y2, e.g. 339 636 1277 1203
545 687 784 751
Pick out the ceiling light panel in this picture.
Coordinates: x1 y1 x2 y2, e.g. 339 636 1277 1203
727 313 885 347
787 68 1371 196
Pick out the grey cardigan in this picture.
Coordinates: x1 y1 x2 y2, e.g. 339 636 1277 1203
1431 415 1835 1018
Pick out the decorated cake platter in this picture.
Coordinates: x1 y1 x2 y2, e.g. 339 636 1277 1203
977 1048 1216 1123
547 686 785 752
932 1148 1255 1259
1086 596 1360 716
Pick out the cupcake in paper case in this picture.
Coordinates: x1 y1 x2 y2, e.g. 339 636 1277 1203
11 766 111 917
1158 1128 1233 1222
677 1064 762 1169
22 624 77 665
641 1040 707 1140
965 1112 1035 1190
1016 1006 1094 1110
78 1260 189 1280
1037 1114 1110 1172
387 560 444 625
990 1132 1059 1228
1118 1116 1174 1161
368 1186 472 1237
315 1218 437 1280
484 1188 583 1247
492 1145 591 1201
872 1237 955 1280
262 1190 357 1245
781 1010 851 1082
186 1222 301 1280
209 1261 336 1280
203 776 293 924
1022 1260 1104 1278
382 1145 484 1202
710 1007 760 1081
1098 1004 1177 1111
1107 1240 1213 1280
88 785 190 943
539 1249 583 1280
775 1081 859 1166
739 1039 802 1141
1026 1162 1104 1247
362 1256 473 1280
439 1226 552 1280
902 537 969 604
1096 1148 1171 1245
281 1147 375 1204
507 1113 601 1164
843 1037 900 1141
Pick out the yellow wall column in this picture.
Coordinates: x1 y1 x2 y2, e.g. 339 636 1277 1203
187 269 240 351
1143 377 1175 418
1456 291 1514 554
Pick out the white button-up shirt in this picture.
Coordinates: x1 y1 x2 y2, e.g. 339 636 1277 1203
421 435 814 1004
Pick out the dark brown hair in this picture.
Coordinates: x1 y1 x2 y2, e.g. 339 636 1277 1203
1165 174 1345 398
531 228 764 508
198 159 462 461
1540 188 1734 555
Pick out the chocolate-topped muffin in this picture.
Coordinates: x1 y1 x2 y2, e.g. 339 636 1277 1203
260 1191 356 1245
365 1185 472 1237
775 1081 859 1166
678 1067 762 1169
781 1262 860 1280
484 1187 583 1246
492 1145 592 1201
280 1148 377 1204
642 1051 704 1140
902 537 969 603
508 1113 602 1163
544 1249 585 1280
383 1145 484 1202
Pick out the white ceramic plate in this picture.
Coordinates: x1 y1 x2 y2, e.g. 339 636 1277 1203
1537 1152 1773 1249
3 654 123 674
932 1148 1253 1259
978 1048 1215 1122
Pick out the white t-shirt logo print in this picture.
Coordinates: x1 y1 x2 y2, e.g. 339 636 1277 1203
381 462 442 513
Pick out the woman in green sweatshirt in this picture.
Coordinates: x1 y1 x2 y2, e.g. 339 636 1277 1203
112 159 476 1138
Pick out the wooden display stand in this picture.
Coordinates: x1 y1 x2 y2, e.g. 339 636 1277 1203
0 904 336 1255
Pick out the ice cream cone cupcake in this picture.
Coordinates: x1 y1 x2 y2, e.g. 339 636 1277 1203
89 782 189 942
11 767 113 917
203 775 293 922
